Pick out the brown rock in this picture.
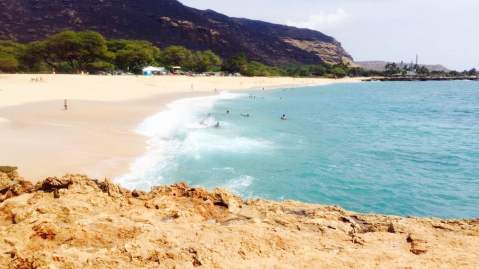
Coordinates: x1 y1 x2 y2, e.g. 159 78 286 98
407 233 428 255
0 166 17 176
0 172 33 202
0 172 478 268
39 177 72 192
32 222 57 240
0 173 12 192
53 189 60 199
96 179 125 198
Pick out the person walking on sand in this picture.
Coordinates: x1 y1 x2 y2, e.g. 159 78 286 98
64 99 68 111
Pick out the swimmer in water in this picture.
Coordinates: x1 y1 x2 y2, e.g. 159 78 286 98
281 114 287 120
214 121 220 128
226 110 230 114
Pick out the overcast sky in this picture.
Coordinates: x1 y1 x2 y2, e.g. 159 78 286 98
180 0 478 70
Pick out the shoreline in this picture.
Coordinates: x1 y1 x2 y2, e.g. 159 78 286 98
0 74 363 181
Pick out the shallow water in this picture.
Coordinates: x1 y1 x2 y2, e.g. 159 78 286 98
119 81 479 218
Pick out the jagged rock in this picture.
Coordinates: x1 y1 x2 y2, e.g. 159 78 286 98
0 173 11 191
131 190 146 198
0 166 21 192
0 173 478 268
96 179 126 198
0 166 18 178
38 177 72 192
0 168 33 202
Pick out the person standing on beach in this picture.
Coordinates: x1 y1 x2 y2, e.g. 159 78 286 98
64 99 68 111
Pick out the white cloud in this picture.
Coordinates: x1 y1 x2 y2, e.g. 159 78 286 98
286 9 350 31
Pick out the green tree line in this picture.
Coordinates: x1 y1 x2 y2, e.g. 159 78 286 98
0 31 222 74
222 53 378 78
384 62 478 77
0 30 374 77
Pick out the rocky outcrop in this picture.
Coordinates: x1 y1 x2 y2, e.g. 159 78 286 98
0 166 33 202
283 38 353 65
0 173 478 268
0 0 353 65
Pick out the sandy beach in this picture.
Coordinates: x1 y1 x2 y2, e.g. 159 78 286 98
0 74 362 181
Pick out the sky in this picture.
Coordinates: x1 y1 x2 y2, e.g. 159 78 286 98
180 0 478 70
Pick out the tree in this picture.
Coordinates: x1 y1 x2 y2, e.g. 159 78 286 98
467 68 477 76
309 64 328 76
192 50 222 73
0 41 25 72
108 40 160 73
75 31 111 70
159 46 194 70
27 31 110 73
242 61 281 77
330 66 347 78
449 70 459 77
385 63 400 76
347 67 369 77
222 53 248 74
416 66 430 75
0 52 18 73
85 61 115 73
282 64 312 77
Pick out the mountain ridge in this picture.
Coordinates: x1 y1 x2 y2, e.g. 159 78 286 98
0 0 353 66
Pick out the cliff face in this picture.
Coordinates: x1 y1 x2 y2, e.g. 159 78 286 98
0 0 353 65
1 168 478 268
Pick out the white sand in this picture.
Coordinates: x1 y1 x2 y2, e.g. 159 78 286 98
0 74 360 108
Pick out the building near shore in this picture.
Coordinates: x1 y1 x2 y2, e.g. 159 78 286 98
142 66 167 76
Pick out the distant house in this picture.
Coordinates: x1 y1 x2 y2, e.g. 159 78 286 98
142 66 167 76
171 66 182 74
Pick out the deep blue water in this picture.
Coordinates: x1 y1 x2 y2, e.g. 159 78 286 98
120 81 479 219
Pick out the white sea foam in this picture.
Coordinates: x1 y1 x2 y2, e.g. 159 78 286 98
180 132 273 158
116 92 246 190
222 175 255 195
136 92 241 138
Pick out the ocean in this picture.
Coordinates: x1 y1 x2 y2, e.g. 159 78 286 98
118 81 479 219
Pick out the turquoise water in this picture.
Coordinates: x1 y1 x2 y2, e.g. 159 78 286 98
120 81 479 219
